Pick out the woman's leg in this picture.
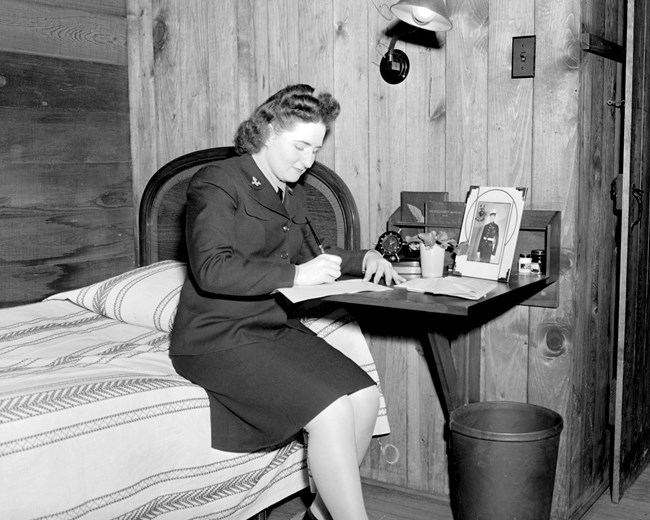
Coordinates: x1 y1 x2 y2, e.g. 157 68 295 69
304 385 380 520
348 385 381 464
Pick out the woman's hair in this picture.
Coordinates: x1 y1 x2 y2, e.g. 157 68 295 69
234 84 340 154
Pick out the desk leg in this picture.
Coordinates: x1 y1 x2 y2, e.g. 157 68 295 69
423 330 459 420
454 326 481 405
423 327 481 420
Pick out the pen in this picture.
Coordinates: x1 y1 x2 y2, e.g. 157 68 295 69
305 218 326 255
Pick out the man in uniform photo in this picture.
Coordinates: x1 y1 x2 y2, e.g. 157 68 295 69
478 209 499 263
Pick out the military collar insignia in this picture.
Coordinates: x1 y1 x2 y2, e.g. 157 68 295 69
251 176 262 187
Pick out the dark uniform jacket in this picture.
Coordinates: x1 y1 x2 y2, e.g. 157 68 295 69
170 153 367 356
478 221 499 260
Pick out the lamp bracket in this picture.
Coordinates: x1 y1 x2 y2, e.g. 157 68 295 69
380 32 412 84
380 49 410 84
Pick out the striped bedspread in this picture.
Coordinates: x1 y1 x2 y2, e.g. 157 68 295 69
0 264 389 519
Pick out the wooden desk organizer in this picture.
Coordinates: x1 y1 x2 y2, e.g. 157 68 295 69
391 200 561 308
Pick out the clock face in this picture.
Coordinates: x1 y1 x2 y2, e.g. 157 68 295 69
377 231 404 257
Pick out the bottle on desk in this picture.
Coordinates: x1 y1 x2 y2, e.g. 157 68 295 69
530 249 546 275
518 254 532 275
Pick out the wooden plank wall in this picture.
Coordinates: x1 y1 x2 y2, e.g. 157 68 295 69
127 0 623 518
0 0 133 306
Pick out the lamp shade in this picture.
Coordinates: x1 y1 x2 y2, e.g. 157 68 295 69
390 0 452 32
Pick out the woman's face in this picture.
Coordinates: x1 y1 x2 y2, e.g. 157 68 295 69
262 121 326 184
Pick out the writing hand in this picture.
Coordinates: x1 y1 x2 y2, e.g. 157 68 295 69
294 254 342 285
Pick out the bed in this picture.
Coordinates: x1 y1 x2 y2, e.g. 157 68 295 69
0 147 389 519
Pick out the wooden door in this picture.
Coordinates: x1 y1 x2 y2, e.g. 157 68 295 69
612 0 650 501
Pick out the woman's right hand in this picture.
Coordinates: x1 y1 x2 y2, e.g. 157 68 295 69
294 254 342 285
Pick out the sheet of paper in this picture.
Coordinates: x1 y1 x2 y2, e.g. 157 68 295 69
396 277 498 300
276 279 393 303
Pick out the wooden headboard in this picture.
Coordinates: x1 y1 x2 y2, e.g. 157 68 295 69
138 147 360 266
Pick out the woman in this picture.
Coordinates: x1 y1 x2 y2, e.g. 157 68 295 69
170 84 404 520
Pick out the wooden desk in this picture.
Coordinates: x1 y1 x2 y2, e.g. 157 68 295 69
326 274 554 419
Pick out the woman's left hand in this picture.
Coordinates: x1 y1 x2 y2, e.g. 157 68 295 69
362 251 407 286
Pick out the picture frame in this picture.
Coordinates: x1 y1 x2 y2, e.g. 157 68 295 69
454 186 527 281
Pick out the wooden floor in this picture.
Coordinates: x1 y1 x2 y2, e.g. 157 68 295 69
582 467 650 520
266 465 650 520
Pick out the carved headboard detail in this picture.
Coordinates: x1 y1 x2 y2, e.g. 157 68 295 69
138 147 360 266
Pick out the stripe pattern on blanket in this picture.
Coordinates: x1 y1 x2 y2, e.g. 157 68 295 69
0 298 389 519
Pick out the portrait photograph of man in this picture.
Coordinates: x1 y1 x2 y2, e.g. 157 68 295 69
468 204 508 264
477 209 500 263
454 186 526 281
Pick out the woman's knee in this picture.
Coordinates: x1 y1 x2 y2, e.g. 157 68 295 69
305 386 379 433
350 385 380 417
305 395 354 432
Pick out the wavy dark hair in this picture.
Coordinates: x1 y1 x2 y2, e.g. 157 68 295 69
234 84 340 155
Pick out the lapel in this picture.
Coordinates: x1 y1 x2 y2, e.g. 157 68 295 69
283 185 297 217
239 155 294 218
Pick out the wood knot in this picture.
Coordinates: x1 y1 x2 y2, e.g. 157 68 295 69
430 103 446 120
96 191 130 208
153 16 168 56
545 328 565 355
533 320 570 358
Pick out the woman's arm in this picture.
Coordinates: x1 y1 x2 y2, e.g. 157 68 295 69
185 167 296 296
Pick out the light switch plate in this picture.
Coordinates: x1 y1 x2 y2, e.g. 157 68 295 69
512 35 536 78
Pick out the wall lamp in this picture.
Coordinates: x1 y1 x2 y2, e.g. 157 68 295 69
380 0 452 84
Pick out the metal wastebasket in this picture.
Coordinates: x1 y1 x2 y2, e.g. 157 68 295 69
449 401 563 520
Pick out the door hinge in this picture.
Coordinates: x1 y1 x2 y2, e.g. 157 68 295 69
611 175 623 210
631 185 644 229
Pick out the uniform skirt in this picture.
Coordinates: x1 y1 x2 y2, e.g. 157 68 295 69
170 326 376 452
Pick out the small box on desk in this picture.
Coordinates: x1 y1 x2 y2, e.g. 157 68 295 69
417 202 560 308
